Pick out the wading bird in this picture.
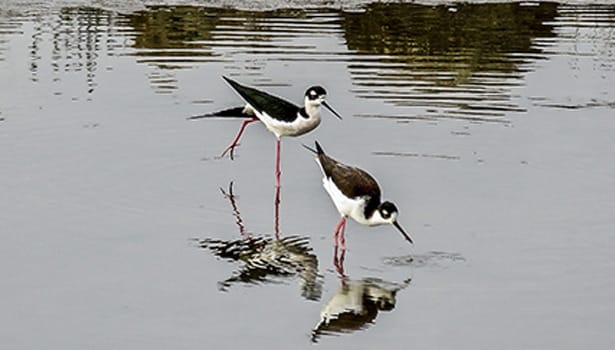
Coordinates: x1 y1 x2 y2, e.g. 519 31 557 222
306 141 413 249
190 77 342 188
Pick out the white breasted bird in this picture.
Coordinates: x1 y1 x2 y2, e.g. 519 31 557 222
306 141 413 249
190 76 342 188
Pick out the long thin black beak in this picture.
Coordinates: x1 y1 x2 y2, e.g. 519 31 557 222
393 221 414 245
322 101 343 120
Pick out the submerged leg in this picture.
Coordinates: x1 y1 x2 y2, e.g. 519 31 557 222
333 217 346 249
219 117 259 160
275 137 282 188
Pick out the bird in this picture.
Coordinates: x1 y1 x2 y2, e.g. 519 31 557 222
189 76 342 188
306 141 413 249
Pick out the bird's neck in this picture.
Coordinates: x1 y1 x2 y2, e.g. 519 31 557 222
363 207 389 226
303 99 322 120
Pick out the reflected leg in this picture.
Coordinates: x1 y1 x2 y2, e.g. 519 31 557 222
333 246 346 279
275 137 282 188
219 181 248 237
274 184 281 240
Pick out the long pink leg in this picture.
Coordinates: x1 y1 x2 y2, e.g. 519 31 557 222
339 218 347 251
274 137 281 188
219 117 259 160
333 217 346 248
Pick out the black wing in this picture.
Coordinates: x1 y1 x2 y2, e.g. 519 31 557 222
223 76 300 123
316 142 381 216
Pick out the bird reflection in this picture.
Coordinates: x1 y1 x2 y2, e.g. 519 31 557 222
311 248 411 342
197 182 322 301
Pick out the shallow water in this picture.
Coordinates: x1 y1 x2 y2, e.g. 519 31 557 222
1 2 615 349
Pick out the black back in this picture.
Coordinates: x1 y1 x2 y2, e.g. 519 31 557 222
315 141 381 218
223 76 300 123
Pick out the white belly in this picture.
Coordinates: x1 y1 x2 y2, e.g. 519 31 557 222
322 177 370 225
253 108 321 138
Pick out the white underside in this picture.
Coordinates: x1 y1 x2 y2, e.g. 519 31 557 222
246 104 321 138
317 158 389 226
322 171 374 226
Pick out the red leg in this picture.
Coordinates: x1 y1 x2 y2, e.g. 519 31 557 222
333 217 346 249
275 137 281 188
340 218 347 251
219 117 259 160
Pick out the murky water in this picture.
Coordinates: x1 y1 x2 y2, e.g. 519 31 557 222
1 1 615 349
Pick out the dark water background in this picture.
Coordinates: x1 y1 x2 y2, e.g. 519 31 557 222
1 1 615 349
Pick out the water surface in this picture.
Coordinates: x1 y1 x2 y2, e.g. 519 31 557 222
1 2 615 349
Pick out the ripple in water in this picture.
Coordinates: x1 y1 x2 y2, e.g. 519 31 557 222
384 251 466 268
342 2 561 122
3 3 613 116
197 235 323 301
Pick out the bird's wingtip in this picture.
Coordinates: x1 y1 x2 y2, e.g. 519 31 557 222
314 141 324 155
302 143 317 154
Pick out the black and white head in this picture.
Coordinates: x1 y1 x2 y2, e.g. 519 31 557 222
305 86 327 103
304 86 342 120
378 201 414 245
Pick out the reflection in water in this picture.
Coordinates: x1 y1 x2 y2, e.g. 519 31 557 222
342 2 558 121
23 7 128 95
384 251 466 268
124 6 340 92
197 182 322 301
6 3 614 113
531 4 615 109
0 16 23 62
125 6 222 94
311 249 411 342
199 235 322 301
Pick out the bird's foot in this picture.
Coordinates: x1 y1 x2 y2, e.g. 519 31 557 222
218 142 241 160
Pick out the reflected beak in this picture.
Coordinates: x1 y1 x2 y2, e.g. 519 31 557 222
322 101 343 120
393 221 414 245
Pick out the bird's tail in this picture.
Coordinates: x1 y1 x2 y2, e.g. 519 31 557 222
187 106 250 120
302 141 324 155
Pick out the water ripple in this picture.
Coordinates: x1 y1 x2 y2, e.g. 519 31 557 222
384 251 466 268
3 3 613 113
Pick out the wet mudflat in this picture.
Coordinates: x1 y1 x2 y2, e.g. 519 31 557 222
1 1 615 349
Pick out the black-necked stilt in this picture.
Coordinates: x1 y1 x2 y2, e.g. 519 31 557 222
306 141 413 249
190 76 342 188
